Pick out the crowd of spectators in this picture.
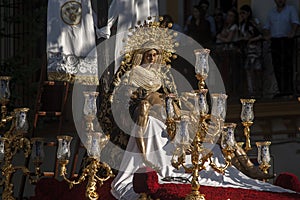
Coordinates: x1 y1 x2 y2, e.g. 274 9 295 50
166 0 300 100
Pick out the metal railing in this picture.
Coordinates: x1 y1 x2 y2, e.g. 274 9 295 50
210 36 300 100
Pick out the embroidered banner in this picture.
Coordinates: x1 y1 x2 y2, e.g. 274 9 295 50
98 0 159 73
47 0 98 85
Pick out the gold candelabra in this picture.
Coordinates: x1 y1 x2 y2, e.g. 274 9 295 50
0 76 44 200
169 49 235 200
57 91 113 200
167 49 272 200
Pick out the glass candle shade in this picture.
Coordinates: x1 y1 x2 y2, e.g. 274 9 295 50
0 76 11 103
165 94 176 119
86 132 101 159
179 116 190 144
14 108 29 133
221 123 237 150
197 89 209 116
173 119 181 146
0 137 4 162
194 49 210 78
240 99 255 122
57 135 73 162
211 93 227 121
31 137 45 164
83 91 99 117
181 91 198 114
256 141 271 165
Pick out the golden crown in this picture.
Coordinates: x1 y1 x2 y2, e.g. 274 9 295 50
121 16 179 67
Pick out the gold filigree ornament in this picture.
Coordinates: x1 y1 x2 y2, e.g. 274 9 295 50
121 16 179 68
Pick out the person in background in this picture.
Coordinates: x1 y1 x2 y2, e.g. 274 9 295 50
263 0 299 97
215 8 239 95
216 8 239 44
184 0 216 40
239 5 263 98
198 0 216 38
186 5 212 48
213 8 225 41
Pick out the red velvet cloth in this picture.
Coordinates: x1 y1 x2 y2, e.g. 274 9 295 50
133 168 300 200
31 170 300 200
30 178 116 200
150 183 300 200
133 166 160 194
274 172 300 193
30 178 69 200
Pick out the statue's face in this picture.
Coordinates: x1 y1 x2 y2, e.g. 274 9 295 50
142 49 158 64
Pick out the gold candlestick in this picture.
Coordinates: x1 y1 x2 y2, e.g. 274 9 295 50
0 76 12 128
83 91 99 132
240 99 255 152
194 49 210 90
256 141 272 175
242 121 253 152
165 93 178 140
